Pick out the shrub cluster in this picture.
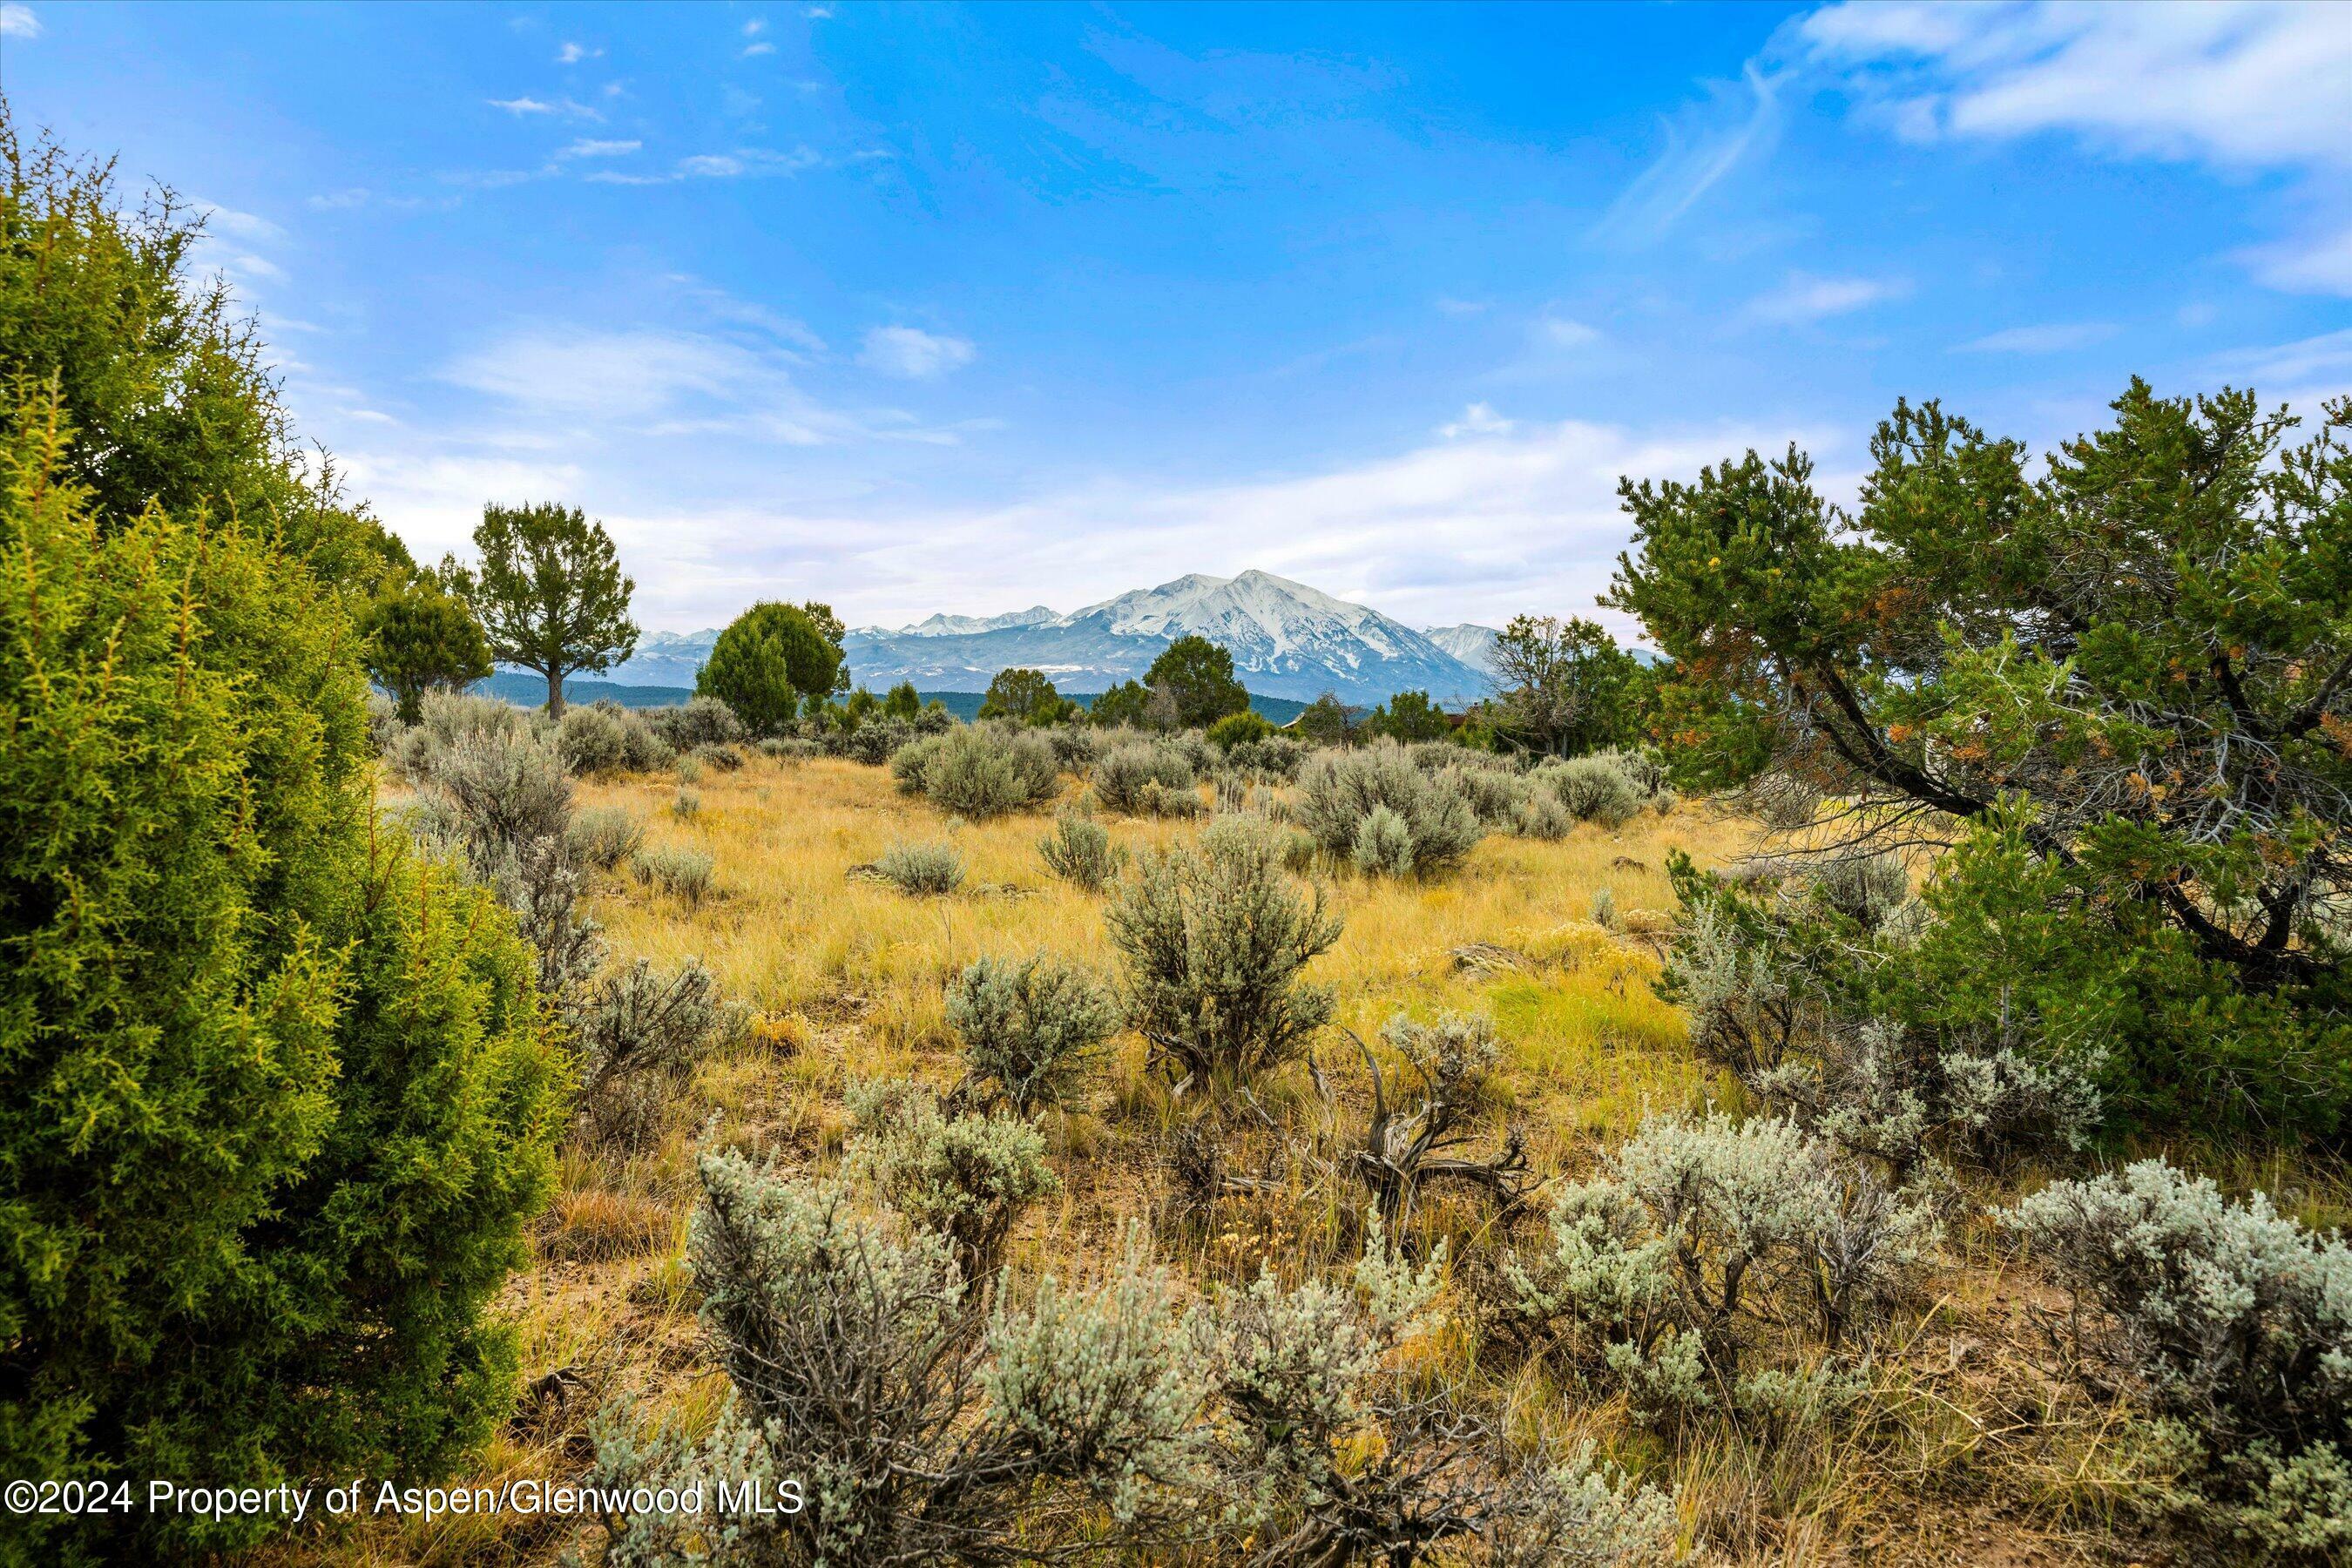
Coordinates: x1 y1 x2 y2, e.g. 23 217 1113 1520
1108 817 1342 1088
2004 1159 2352 1555
555 701 675 776
1037 806 1128 890
875 839 966 896
631 844 716 906
1501 1112 1936 1428
1092 738 1201 815
948 954 1124 1116
892 724 1063 817
575 956 730 1148
1294 740 1484 878
846 1082 1062 1281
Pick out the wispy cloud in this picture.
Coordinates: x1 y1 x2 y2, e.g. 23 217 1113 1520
584 147 818 186
560 138 642 159
860 325 977 380
1593 62 1783 247
1798 2 2352 171
0 4 38 39
2207 326 2352 390
487 95 604 121
1533 314 1601 349
742 43 776 58
555 41 602 64
308 187 370 211
1953 321 2117 354
1438 402 1515 439
2236 222 2352 298
1747 271 1909 324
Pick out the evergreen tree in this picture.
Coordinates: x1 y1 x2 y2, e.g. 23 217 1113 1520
882 679 923 720
698 601 844 734
0 125 564 1558
358 572 493 722
1086 679 1152 728
1611 383 2352 1139
1143 634 1249 728
1367 689 1450 742
449 502 638 716
1490 614 1639 756
0 114 408 590
978 666 1064 724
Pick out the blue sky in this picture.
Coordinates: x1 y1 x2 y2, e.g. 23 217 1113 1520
5 2 2349 641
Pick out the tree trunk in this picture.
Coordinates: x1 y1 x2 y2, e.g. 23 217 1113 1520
544 666 565 717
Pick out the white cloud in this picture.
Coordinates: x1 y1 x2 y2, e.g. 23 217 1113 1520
741 42 776 58
0 4 37 39
487 95 603 120
1799 2 2352 171
2237 222 2352 297
585 147 818 186
1747 271 1909 324
743 17 768 35
1534 314 1601 349
194 201 284 244
308 187 369 211
1439 402 1515 439
1434 297 1490 316
804 5 834 18
860 325 977 380
1954 321 2117 354
560 138 642 159
2207 326 2352 389
556 41 602 64
1594 62 1784 245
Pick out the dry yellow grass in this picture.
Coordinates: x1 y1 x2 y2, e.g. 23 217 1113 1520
308 752 2173 1567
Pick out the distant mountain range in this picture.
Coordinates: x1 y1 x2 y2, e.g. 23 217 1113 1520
578 570 1505 706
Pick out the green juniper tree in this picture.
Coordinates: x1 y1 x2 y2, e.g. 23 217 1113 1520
697 600 843 735
1610 382 2352 1139
0 123 565 1561
450 501 638 716
358 571 493 722
1145 634 1249 728
978 666 1070 725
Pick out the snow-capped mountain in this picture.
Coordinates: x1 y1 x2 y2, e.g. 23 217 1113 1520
583 571 1499 706
1423 623 1501 674
896 605 1060 638
839 570 1495 705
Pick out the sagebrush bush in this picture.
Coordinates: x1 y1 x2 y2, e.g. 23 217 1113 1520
2003 1159 2352 1553
848 1083 1061 1280
1514 788 1575 840
1108 815 1342 1087
575 956 726 1148
875 839 965 896
893 725 1061 817
632 844 716 905
949 954 1124 1115
592 1158 1202 1565
835 714 913 766
557 703 647 777
1532 753 1644 828
568 805 644 870
670 785 701 821
1294 740 1484 878
1092 739 1198 815
1038 806 1127 890
433 723 574 849
382 687 527 784
693 740 745 772
645 695 744 751
1660 875 2105 1173
1221 733 1306 782
1503 1112 1935 1426
1447 762 1531 828
1815 851 1912 930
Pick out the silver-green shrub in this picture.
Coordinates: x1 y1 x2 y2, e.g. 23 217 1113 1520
2003 1159 2352 1556
1531 753 1644 828
875 839 965 896
575 956 725 1148
950 954 1124 1117
645 695 744 751
1352 802 1416 877
1092 740 1198 815
848 1082 1061 1280
1108 815 1342 1088
382 688 527 785
631 844 715 905
1294 740 1484 878
567 805 643 870
1504 1112 1935 1426
894 725 1061 818
591 1158 1206 1565
670 785 700 821
1038 807 1127 891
